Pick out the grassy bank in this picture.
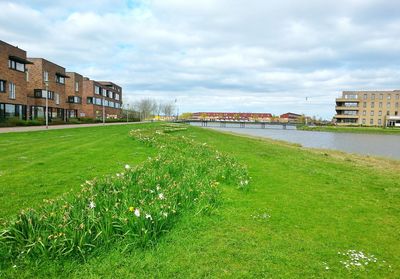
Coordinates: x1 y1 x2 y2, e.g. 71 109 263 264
1 123 399 278
299 125 400 134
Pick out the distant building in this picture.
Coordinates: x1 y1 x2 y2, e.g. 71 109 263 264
0 40 32 121
335 91 400 127
65 72 84 118
279 112 302 123
192 112 272 121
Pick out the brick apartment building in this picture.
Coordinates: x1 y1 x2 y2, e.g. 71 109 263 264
66 72 84 118
192 112 272 121
27 58 69 121
82 79 122 119
335 91 400 127
0 40 122 122
0 40 32 121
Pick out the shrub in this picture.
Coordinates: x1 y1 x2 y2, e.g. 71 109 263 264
68 118 81 124
26 119 44 126
79 117 96 124
0 125 250 263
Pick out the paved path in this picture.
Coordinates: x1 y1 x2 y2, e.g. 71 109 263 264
0 122 142 134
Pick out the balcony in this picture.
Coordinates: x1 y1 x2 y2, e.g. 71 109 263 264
335 114 359 119
335 98 360 103
335 106 359 111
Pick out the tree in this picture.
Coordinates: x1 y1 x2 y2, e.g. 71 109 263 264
133 99 157 120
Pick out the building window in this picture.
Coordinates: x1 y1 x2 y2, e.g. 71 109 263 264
0 80 6 92
363 94 367 100
95 98 102 105
379 94 383 100
387 111 390 116
68 96 81 104
387 95 391 100
87 97 93 104
44 71 49 82
56 75 65 84
363 102 366 108
104 100 109 107
102 88 107 96
362 119 366 125
8 59 25 72
26 70 29 82
378 111 382 116
362 110 366 116
115 93 120 101
396 102 399 108
95 86 100 95
344 94 358 99
34 89 54 99
378 119 382 125
396 94 399 100
371 94 375 100
55 93 60 105
387 102 391 107
371 102 374 108
370 119 374 125
9 82 16 99
75 82 79 92
370 111 374 116
379 102 382 108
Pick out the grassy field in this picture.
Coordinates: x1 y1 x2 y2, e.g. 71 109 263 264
1 123 399 278
299 125 400 134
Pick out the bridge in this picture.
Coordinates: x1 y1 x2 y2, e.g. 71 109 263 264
182 120 302 129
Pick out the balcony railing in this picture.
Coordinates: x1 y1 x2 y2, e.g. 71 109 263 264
335 114 359 119
335 106 359 110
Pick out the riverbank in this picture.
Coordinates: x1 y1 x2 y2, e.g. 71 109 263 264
299 125 400 134
1 123 399 278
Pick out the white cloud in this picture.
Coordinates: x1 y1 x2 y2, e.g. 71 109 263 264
1 0 400 119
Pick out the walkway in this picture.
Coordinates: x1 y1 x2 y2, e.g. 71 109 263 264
0 122 142 134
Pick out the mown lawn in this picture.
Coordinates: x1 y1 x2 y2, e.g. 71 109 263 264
1 123 400 278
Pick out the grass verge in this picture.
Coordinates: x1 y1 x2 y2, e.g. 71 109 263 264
0 123 399 278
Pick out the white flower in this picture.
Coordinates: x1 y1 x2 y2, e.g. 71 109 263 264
158 193 165 200
134 208 140 217
125 164 131 170
13 265 17 268
116 173 121 177
156 185 161 191
145 214 152 220
89 201 96 209
162 212 168 217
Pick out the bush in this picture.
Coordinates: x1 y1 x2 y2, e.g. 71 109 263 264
79 117 95 124
0 125 250 263
50 118 66 125
68 118 81 124
26 119 44 126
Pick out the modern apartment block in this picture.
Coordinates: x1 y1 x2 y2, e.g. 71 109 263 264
26 58 69 121
65 72 83 118
0 40 32 121
335 91 400 127
82 79 122 119
0 40 122 123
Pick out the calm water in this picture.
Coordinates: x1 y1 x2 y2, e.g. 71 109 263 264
190 122 400 160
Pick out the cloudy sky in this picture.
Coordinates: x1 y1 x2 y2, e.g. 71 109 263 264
1 0 400 118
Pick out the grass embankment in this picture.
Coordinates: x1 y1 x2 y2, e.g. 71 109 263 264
1 123 400 278
299 125 400 134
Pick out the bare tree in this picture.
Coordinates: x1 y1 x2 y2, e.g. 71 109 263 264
133 99 157 120
161 101 176 118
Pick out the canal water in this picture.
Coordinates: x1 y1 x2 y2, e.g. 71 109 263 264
190 122 400 160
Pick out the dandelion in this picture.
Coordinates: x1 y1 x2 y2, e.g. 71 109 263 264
129 207 134 212
125 164 131 170
89 201 96 209
159 193 165 200
134 208 140 217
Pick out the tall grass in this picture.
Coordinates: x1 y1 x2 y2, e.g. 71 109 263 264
0 124 249 265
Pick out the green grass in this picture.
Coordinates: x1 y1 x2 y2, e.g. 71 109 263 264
1 123 400 278
299 125 400 134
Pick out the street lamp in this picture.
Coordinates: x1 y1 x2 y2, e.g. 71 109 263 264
45 81 49 129
102 96 105 125
126 103 129 123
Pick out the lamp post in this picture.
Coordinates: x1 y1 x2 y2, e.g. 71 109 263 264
102 96 105 125
45 81 49 129
126 103 129 123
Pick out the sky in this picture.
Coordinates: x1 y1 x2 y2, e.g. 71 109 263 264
1 0 400 119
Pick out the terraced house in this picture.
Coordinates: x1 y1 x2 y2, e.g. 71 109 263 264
26 58 69 121
0 40 122 123
0 40 32 121
335 91 400 127
82 78 122 119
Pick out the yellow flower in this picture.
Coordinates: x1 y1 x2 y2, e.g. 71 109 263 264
129 206 134 212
